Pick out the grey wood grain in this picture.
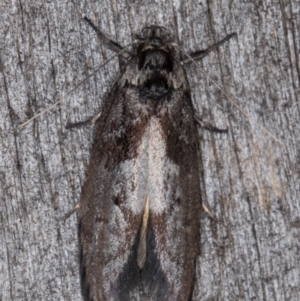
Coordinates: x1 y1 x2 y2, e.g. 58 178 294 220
1 0 299 300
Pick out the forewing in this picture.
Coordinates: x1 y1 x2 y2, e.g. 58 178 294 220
139 92 201 301
79 83 149 301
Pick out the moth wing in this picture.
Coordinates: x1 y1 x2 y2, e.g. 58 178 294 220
79 83 148 301
139 93 202 300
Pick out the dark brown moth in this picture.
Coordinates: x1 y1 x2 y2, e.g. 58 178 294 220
78 18 236 301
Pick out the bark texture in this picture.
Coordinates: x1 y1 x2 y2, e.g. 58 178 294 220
0 0 299 300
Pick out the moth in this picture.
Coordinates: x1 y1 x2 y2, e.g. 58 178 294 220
78 18 236 301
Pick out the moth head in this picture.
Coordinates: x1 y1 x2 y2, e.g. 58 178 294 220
138 26 173 40
136 26 175 52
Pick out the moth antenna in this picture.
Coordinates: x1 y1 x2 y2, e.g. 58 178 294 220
137 196 150 269
174 44 283 145
17 42 137 131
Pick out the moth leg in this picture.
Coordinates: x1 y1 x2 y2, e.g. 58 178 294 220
195 116 228 133
83 16 132 59
181 32 237 64
65 111 102 129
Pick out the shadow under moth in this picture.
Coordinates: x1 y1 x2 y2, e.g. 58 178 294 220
78 18 236 301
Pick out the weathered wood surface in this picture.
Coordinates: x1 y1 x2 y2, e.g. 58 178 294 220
1 0 299 300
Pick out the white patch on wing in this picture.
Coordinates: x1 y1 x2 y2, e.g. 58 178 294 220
103 117 181 293
147 118 180 213
115 117 180 214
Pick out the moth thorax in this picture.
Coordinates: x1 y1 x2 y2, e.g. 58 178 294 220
139 50 173 72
